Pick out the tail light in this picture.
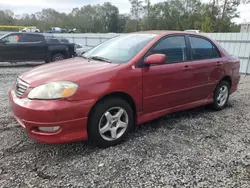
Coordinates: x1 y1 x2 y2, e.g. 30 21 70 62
73 46 76 57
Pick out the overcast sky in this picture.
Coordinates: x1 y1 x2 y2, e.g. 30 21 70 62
0 0 249 23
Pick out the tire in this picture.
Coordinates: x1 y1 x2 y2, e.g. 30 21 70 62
44 58 50 63
212 80 230 110
88 98 134 148
51 53 65 62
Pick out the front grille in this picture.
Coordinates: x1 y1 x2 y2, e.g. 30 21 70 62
15 78 29 97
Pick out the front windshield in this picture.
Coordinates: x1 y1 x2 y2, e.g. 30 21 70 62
0 33 9 40
83 34 156 63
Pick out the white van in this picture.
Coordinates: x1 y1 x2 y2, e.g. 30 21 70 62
20 27 40 33
184 29 200 33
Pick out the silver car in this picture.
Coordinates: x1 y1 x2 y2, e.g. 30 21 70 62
75 44 92 56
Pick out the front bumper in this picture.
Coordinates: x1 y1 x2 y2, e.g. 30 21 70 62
8 89 94 144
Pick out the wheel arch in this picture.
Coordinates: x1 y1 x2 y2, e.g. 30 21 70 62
52 51 66 58
220 75 232 88
88 91 138 126
48 45 69 59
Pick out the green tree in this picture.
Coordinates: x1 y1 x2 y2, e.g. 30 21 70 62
0 0 248 33
229 24 240 32
129 0 143 30
101 2 119 32
0 10 14 25
125 19 138 32
117 14 129 33
143 0 151 30
201 16 213 32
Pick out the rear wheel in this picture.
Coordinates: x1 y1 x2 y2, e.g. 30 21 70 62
44 58 50 63
52 53 65 62
212 80 230 110
88 98 134 148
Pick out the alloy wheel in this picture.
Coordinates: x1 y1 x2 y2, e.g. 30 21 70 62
98 107 129 141
217 85 229 107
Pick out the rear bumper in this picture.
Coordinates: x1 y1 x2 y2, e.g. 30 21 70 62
230 75 241 94
9 89 94 144
230 85 237 94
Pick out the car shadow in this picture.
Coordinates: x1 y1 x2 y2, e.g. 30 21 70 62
136 106 214 130
0 62 44 68
135 102 233 132
8 103 233 165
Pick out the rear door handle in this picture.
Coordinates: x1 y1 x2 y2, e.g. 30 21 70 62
183 65 192 71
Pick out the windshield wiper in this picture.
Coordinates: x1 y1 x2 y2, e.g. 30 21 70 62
89 56 112 63
81 55 90 60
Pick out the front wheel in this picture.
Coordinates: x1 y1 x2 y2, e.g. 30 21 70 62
212 80 230 110
88 98 134 148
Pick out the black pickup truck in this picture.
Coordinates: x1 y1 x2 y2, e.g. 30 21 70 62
0 33 76 63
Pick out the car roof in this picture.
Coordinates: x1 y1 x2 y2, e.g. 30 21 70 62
8 32 44 36
131 30 204 37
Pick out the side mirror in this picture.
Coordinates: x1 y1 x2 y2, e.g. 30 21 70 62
144 54 166 65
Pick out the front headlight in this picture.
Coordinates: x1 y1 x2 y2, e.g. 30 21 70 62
28 81 78 99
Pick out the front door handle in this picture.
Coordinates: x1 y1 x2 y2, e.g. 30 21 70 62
183 65 192 71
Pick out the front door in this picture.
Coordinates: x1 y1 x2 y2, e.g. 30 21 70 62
0 33 22 61
142 35 194 114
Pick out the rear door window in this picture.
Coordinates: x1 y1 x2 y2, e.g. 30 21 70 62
26 34 43 42
189 36 220 60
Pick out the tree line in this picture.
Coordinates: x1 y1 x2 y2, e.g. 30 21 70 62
0 0 249 33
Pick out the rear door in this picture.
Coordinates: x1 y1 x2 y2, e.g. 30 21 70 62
142 35 195 113
18 34 46 61
186 35 224 101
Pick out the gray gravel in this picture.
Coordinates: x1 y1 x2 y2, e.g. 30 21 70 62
0 62 250 188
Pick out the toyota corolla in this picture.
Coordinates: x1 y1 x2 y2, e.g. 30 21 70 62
9 31 240 148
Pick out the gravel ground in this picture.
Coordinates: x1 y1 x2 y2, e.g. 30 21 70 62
0 62 250 188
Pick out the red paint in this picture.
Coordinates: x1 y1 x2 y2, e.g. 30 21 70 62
9 31 240 144
145 54 166 65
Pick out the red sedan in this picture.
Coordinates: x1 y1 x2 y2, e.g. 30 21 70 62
9 31 240 148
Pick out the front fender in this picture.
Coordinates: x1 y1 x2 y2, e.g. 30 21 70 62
67 66 143 113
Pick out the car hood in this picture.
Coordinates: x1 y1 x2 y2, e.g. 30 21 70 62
19 57 119 87
77 47 92 51
76 47 91 55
